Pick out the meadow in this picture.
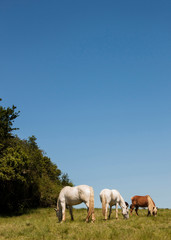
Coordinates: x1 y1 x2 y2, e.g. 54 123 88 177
0 208 171 240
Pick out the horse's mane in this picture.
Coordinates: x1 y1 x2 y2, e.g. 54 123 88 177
119 195 126 209
56 197 62 221
147 195 155 206
147 195 156 214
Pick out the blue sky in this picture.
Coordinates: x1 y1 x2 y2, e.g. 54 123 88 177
0 0 171 208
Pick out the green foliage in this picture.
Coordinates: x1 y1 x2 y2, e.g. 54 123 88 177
0 100 72 213
0 99 20 152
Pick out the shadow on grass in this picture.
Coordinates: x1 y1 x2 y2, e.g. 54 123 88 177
0 207 42 217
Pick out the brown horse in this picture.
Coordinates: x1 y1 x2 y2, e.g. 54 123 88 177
130 195 157 216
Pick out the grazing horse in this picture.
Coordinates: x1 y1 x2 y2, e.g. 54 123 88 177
100 189 129 220
54 185 95 222
130 195 157 216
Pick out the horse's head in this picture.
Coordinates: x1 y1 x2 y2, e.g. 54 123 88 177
122 205 129 219
54 208 62 222
153 206 157 217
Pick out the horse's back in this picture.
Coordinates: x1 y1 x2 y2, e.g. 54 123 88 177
77 185 92 200
111 189 120 198
100 189 120 204
131 195 148 207
61 185 92 205
61 185 90 195
77 185 91 193
100 189 111 201
111 189 126 205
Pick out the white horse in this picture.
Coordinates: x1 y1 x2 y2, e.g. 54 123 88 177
54 185 95 222
100 189 129 220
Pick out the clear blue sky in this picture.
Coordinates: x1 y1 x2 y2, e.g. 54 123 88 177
1 0 171 208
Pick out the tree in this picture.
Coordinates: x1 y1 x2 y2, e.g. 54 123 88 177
0 100 73 213
0 99 20 153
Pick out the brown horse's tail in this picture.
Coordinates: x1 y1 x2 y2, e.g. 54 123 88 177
87 186 95 222
101 193 106 216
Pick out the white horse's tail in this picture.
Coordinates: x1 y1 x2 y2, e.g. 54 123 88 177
87 186 95 222
101 193 106 216
147 195 155 214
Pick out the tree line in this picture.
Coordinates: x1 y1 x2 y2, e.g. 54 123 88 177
0 99 72 214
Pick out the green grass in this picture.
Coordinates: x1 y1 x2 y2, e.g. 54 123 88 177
0 208 171 240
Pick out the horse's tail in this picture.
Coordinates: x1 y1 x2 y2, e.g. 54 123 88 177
147 195 155 214
101 193 106 216
87 186 95 222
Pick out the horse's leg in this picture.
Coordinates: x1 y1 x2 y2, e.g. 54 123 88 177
108 205 112 219
88 206 95 223
147 209 150 216
69 206 74 221
115 203 119 219
104 203 109 220
85 202 90 222
130 204 134 216
61 202 66 221
91 211 95 223
135 206 139 216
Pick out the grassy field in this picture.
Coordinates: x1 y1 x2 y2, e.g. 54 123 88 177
0 208 171 240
